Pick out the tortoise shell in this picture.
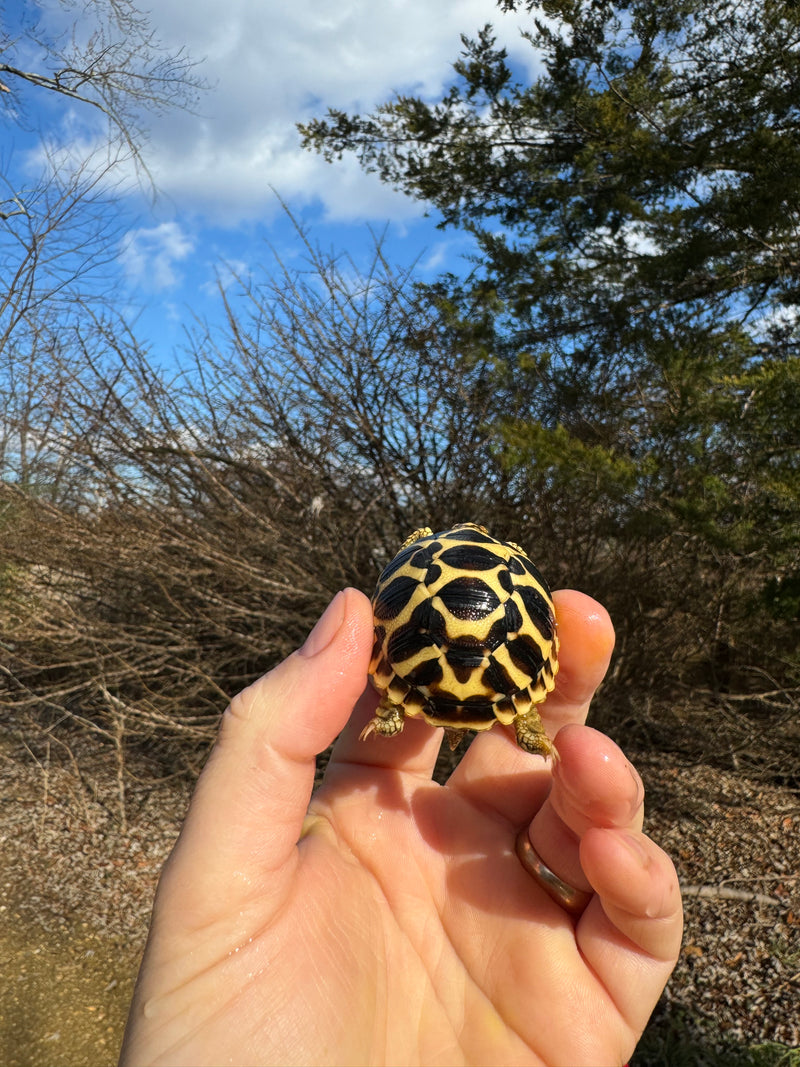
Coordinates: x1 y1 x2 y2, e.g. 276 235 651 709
361 523 559 758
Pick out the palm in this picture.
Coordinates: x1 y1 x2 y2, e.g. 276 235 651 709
302 770 622 1066
121 589 681 1067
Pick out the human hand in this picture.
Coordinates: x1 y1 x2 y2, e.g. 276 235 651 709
120 587 682 1066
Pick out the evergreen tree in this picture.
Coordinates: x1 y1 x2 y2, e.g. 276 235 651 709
301 0 800 750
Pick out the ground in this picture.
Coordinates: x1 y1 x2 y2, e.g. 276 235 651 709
632 757 799 1059
1 735 798 1066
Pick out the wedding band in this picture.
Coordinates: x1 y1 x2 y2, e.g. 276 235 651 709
515 828 593 917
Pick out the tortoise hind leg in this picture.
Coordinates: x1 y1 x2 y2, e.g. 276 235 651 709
359 698 406 742
514 708 559 761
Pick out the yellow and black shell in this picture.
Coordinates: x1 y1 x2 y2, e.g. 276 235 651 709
361 523 560 758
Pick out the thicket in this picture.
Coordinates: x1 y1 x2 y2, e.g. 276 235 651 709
1 0 798 789
1 234 796 784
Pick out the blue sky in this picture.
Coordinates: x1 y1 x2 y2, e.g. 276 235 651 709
2 0 543 365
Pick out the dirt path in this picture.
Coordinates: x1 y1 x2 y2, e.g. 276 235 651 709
1 923 139 1067
1 738 798 1063
0 740 188 1066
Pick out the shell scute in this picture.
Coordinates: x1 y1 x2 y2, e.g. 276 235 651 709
517 583 555 638
441 526 496 546
504 598 523 634
437 575 501 621
506 634 546 678
481 655 517 696
374 574 419 620
438 544 505 571
387 626 436 666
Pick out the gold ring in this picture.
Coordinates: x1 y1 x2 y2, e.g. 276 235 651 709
515 828 593 917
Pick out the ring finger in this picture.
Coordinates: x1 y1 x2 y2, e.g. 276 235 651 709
523 723 645 901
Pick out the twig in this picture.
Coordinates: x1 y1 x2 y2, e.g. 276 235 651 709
38 740 51 847
680 883 785 907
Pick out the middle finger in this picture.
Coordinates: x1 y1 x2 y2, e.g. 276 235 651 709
446 589 615 824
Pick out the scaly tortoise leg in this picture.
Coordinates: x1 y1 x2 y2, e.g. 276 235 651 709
514 708 559 761
359 697 406 741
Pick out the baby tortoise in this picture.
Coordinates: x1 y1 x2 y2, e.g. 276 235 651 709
361 523 559 758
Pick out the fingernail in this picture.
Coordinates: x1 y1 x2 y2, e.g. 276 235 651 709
628 762 645 808
620 831 650 869
298 591 346 658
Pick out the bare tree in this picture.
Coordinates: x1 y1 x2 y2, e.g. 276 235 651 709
1 0 203 192
1 0 204 502
1 225 796 793
195 230 504 549
0 235 500 779
0 151 140 502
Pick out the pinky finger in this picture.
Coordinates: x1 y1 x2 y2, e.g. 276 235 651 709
577 828 683 1035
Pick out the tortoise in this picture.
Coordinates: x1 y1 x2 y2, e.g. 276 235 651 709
360 523 560 758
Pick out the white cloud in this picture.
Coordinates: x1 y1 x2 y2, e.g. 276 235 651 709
417 241 454 275
8 0 542 356
747 304 800 342
131 0 541 225
200 258 251 297
120 222 195 290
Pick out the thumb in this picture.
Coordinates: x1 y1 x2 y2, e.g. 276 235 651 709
161 588 373 919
